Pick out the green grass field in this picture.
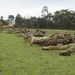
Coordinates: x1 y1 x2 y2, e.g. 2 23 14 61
0 29 75 75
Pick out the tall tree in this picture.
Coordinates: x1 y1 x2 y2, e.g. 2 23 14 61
8 15 14 22
14 14 23 28
53 9 75 29
41 6 48 18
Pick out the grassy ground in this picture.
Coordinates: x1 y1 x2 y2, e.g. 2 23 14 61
0 29 75 75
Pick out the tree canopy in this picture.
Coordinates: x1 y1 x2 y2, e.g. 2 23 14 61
4 7 75 30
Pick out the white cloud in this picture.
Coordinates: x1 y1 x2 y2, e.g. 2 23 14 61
0 0 75 20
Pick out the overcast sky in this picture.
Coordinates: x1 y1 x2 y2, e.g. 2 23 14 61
0 0 75 20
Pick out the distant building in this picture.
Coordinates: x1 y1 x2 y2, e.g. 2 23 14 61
8 21 13 27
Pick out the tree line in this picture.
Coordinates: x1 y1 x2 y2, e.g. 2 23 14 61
4 6 75 30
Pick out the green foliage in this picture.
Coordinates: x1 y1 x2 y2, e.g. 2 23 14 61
13 8 75 29
0 29 75 75
8 15 14 21
53 9 75 29
14 14 23 28
41 6 48 17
